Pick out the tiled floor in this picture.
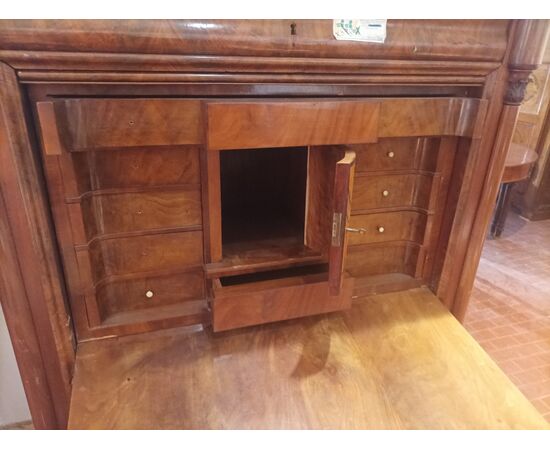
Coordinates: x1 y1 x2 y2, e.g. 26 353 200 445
464 212 550 422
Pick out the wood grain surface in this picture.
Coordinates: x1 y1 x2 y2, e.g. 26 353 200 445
68 287 548 429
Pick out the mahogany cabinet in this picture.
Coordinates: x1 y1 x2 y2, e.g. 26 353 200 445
0 20 548 429
34 96 485 337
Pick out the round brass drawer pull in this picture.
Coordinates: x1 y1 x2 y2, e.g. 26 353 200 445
145 290 154 299
387 151 395 158
382 190 390 197
377 226 385 233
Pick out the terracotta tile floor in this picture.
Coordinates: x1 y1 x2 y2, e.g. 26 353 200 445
464 212 550 422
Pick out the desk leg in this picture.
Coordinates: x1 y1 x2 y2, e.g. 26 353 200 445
491 183 513 238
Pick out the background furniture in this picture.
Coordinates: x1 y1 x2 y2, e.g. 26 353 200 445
0 20 548 429
491 144 538 237
510 37 550 220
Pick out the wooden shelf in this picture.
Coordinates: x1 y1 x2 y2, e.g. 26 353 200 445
205 237 324 278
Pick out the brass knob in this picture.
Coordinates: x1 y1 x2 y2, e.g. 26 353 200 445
382 190 389 197
145 290 154 299
387 151 395 158
377 226 385 233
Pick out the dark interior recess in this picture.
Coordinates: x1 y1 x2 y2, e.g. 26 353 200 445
219 263 328 287
220 147 308 252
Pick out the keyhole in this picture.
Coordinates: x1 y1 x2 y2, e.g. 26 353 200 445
290 22 297 36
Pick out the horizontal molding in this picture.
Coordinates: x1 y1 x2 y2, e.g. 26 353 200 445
17 70 488 85
0 50 501 78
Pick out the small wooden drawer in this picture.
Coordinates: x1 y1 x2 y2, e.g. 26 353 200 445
79 188 202 240
83 230 204 283
347 211 426 246
96 270 205 320
353 137 439 173
211 266 354 332
352 173 432 211
37 99 202 152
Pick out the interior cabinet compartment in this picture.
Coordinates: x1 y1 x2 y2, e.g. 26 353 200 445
220 147 308 254
207 146 335 278
211 264 354 332
206 141 357 331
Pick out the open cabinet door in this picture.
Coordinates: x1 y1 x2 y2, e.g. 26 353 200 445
329 150 356 295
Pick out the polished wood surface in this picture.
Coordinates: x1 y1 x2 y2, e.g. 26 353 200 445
207 100 379 150
212 270 353 332
328 150 356 295
68 287 548 429
0 62 74 428
502 143 539 183
1 19 549 428
0 20 508 62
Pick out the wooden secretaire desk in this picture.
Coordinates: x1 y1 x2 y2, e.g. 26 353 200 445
0 20 548 429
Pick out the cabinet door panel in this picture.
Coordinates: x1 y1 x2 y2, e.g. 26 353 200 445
329 150 356 295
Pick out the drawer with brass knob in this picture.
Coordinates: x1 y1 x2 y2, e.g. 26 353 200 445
353 173 433 211
353 137 439 173
346 211 426 246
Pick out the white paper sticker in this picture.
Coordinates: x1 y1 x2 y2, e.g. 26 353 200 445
333 19 387 43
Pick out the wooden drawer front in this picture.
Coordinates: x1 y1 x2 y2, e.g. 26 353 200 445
70 147 200 195
345 242 420 278
347 211 426 246
39 99 202 152
86 231 203 282
352 174 432 211
212 272 354 332
96 270 205 319
206 100 379 150
353 137 439 173
80 189 202 239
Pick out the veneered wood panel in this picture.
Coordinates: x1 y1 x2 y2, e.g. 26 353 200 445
71 146 201 192
0 20 509 62
345 242 420 278
80 189 202 238
39 99 202 150
379 98 484 138
206 100 380 150
328 150 356 295
68 288 548 429
347 211 427 246
353 138 422 172
97 269 205 319
212 273 354 332
86 231 203 282
352 173 433 211
0 62 74 429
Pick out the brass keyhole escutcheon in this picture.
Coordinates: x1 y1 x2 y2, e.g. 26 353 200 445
387 151 395 158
